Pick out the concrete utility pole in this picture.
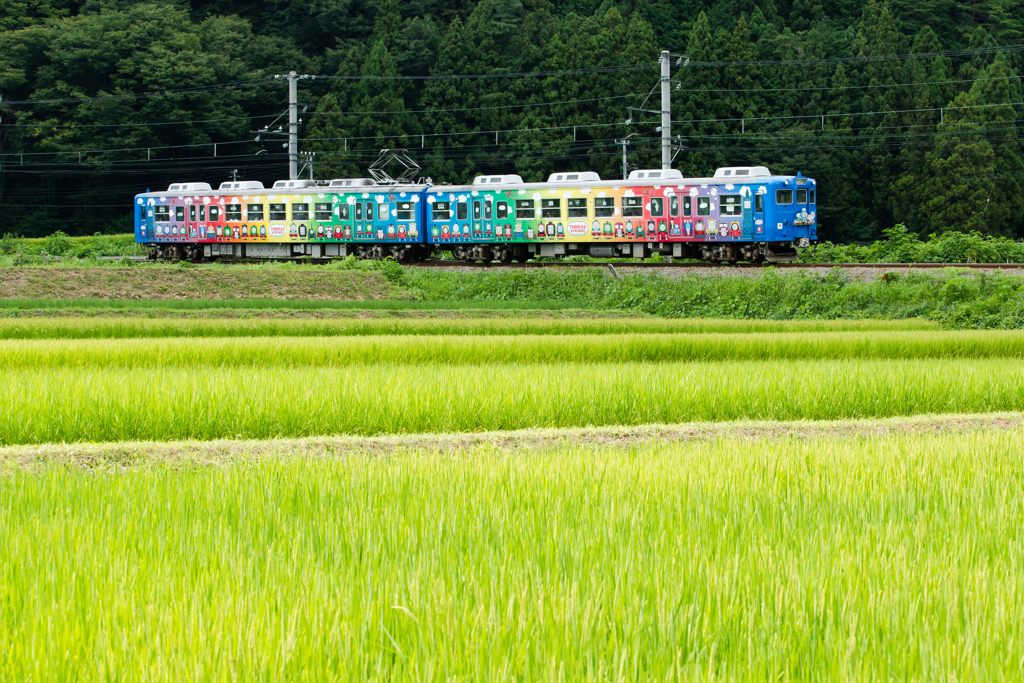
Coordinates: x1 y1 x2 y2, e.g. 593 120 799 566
660 50 671 170
288 71 298 180
615 133 636 180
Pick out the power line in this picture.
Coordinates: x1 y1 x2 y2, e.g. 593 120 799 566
668 43 1024 67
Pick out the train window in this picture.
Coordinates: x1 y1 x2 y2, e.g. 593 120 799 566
315 203 332 221
175 206 185 221
484 201 492 220
515 199 535 219
365 202 373 221
809 189 816 204
379 204 390 220
247 204 264 220
432 201 450 221
355 203 363 220
721 195 742 216
226 204 242 221
292 203 310 220
541 199 561 218
189 205 196 222
776 189 793 205
338 205 350 220
396 202 413 220
567 198 587 218
595 197 614 217
623 196 643 217
154 206 170 221
796 189 807 204
209 206 219 222
670 196 679 217
755 194 763 213
269 204 286 220
697 197 711 216
457 203 468 220
650 198 664 217
683 196 692 216
496 201 508 219
473 202 481 220
199 205 207 222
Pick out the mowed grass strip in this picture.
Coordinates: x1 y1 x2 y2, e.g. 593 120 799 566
2 330 1024 369
1 431 1021 679
1 359 1024 444
0 315 938 339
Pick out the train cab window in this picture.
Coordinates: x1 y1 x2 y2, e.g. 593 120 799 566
567 198 587 218
154 206 170 221
721 195 742 216
355 203 363 220
365 202 373 221
796 189 807 204
496 201 508 219
175 206 185 222
595 197 614 217
189 205 196 222
515 199 535 219
483 201 492 220
292 203 310 220
683 196 692 216
650 198 664 217
809 189 816 204
473 202 481 220
396 202 413 220
247 204 264 220
670 196 679 217
541 199 561 218
315 203 332 221
776 189 793 205
755 194 764 213
432 201 450 221
209 206 219 222
456 203 468 220
269 204 286 220
697 197 711 216
226 204 242 221
337 205 350 220
623 196 643 217
379 204 390 220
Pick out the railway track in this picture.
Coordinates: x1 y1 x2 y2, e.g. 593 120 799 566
105 256 1024 270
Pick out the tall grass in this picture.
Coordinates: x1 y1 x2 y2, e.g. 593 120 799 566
0 316 939 340
1 431 1022 679
0 297 583 312
3 330 1024 369
1 359 1023 444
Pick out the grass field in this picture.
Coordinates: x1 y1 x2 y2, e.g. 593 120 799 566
2 310 1023 678
2 426 1022 679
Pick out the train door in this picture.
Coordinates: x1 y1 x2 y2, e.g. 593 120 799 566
481 196 493 239
366 200 379 240
795 185 810 238
187 202 198 241
741 187 754 239
354 201 364 239
669 195 682 238
753 190 765 238
197 203 207 241
472 199 482 239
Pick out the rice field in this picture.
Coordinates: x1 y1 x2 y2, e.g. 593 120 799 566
2 429 1022 680
3 312 1023 678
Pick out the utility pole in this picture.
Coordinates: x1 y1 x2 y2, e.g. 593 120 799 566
288 71 298 180
660 50 671 170
615 133 636 180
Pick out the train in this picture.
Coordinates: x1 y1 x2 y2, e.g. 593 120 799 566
135 161 816 264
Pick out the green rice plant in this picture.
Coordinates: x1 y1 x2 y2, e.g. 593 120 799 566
0 359 1023 444
0 316 939 340
0 330 1021 370
1 430 1022 679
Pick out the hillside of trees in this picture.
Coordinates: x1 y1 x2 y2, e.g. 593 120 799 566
0 0 1022 241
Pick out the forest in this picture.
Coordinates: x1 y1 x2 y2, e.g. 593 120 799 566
0 0 1022 241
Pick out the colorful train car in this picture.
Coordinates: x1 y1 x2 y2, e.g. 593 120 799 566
135 165 815 263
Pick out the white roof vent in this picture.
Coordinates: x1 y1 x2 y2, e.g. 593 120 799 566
628 169 684 181
218 181 264 190
329 178 376 188
471 174 524 186
272 179 317 189
167 182 212 192
546 171 601 183
713 166 771 178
